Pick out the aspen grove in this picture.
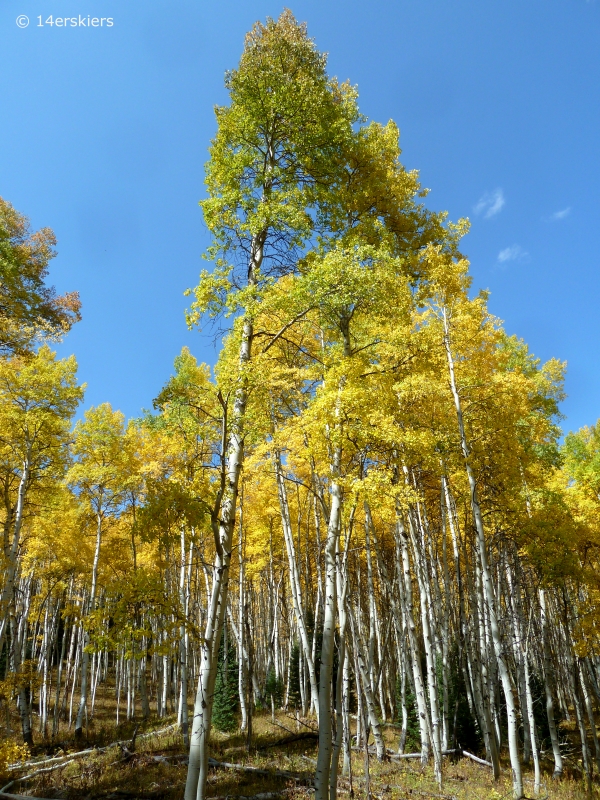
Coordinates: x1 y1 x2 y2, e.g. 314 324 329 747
2 13 600 800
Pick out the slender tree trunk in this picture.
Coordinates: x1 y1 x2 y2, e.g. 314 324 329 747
524 649 541 794
238 531 247 732
245 599 254 752
179 527 189 745
139 651 150 720
314 465 341 800
184 242 259 799
539 589 563 778
440 487 451 752
275 450 320 720
579 659 600 774
562 617 592 793
396 513 431 765
0 454 30 654
75 512 103 738
406 501 442 786
53 610 69 736
443 308 522 798
349 605 386 760
342 648 352 777
183 179 267 790
329 548 348 800
10 604 33 746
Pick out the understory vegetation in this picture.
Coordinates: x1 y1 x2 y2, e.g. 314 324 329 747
1 706 596 800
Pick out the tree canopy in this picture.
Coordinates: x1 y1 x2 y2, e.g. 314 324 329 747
0 197 81 356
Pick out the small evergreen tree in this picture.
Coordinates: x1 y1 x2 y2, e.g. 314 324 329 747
288 642 301 709
265 666 284 709
212 633 238 733
448 650 482 753
396 676 421 752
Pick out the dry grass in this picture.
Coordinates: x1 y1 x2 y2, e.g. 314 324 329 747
1 701 598 800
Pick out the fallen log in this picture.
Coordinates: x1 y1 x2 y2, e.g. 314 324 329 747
0 790 59 800
150 753 188 764
351 746 493 768
3 757 76 786
458 750 492 768
282 713 318 734
7 747 95 772
7 723 179 773
208 758 312 785
338 776 457 800
209 791 313 800
2 746 145 796
389 752 424 760
259 731 319 750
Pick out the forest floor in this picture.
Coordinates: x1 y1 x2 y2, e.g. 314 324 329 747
1 703 598 800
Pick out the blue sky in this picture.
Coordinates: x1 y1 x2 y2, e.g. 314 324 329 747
1 0 599 432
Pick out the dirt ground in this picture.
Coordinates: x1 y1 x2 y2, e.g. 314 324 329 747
0 681 598 800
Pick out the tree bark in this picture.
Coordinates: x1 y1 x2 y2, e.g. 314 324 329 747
443 307 522 798
314 464 340 800
275 450 320 720
185 223 260 799
74 512 103 738
539 589 562 778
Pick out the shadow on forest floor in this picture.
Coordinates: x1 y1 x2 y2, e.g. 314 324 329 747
1 705 598 800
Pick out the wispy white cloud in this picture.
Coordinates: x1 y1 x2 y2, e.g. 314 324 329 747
551 207 571 220
497 244 527 264
474 188 505 219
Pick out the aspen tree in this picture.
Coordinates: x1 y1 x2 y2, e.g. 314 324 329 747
0 347 82 671
184 14 359 799
0 197 80 356
539 588 563 778
258 228 457 796
264 247 418 796
442 310 523 797
67 404 129 738
146 347 220 741
422 256 530 796
275 449 320 717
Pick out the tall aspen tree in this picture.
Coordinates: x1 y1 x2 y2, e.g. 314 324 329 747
441 301 523 798
0 347 82 681
0 197 80 356
183 14 358 800
67 404 129 738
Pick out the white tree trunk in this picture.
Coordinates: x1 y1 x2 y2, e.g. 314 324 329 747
349 605 386 760
275 450 320 719
185 294 256 800
406 501 442 787
523 650 541 794
539 589 562 778
443 308 522 798
314 466 341 800
0 454 30 653
75 512 103 737
179 527 190 745
329 547 349 800
396 514 431 765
